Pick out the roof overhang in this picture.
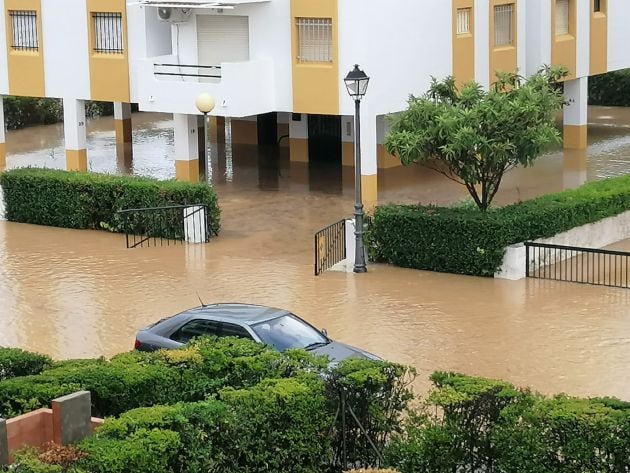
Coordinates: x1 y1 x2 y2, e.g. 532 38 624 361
136 0 270 9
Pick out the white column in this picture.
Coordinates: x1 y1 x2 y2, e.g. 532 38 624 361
563 76 588 149
174 113 200 181
63 98 88 171
114 102 130 121
359 110 378 203
474 0 490 90
0 97 5 169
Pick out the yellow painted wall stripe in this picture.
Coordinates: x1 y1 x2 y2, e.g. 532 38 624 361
87 0 130 102
5 0 45 97
290 0 339 115
551 0 576 79
453 0 475 86
589 0 608 75
489 0 518 85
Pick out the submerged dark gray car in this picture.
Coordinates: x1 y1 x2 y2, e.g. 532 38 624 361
135 303 381 364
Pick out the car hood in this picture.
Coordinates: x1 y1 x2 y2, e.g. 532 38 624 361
309 340 380 364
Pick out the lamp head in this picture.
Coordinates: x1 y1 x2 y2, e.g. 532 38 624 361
195 93 215 114
344 64 370 100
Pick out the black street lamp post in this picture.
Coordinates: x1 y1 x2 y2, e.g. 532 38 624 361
344 65 370 273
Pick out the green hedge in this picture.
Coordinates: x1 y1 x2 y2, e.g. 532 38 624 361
369 174 630 276
1 343 413 473
0 348 52 382
589 68 630 106
385 372 630 473
0 168 221 236
0 339 324 418
3 97 118 130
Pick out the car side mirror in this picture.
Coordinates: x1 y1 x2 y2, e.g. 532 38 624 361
321 328 328 337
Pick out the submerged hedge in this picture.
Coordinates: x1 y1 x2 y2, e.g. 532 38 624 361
0 168 220 236
369 174 630 276
589 68 630 106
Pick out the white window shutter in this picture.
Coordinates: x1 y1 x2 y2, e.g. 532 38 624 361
457 8 471 35
556 0 570 36
494 4 514 47
197 15 250 66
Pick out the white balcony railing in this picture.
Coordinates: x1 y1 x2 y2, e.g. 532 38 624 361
134 55 275 117
153 62 222 82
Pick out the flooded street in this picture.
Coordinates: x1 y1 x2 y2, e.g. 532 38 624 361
1 106 629 399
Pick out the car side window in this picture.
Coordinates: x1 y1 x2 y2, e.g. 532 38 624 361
171 320 220 343
221 323 252 340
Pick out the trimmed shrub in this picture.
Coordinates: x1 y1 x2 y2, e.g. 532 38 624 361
0 338 327 419
589 68 630 106
77 429 180 473
0 348 52 381
0 168 220 236
326 359 416 469
369 174 630 276
385 373 630 473
2 97 120 130
3 97 63 130
218 377 331 473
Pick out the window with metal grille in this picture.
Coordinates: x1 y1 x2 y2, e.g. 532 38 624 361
457 8 472 35
297 18 332 63
9 10 38 51
494 4 514 47
556 0 570 35
93 12 123 54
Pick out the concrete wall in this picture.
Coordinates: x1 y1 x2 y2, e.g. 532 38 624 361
496 210 630 280
42 0 91 100
608 0 630 71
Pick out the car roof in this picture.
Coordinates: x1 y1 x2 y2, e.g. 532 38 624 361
175 303 290 325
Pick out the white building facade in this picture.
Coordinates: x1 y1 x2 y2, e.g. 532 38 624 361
0 0 629 201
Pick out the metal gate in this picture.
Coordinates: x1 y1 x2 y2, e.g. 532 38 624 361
315 219 346 275
525 242 630 288
116 205 210 249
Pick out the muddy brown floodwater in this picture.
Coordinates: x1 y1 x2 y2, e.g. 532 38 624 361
1 106 629 399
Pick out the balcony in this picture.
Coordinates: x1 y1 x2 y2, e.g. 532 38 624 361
135 54 275 117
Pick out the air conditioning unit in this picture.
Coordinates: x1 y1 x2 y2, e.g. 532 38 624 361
157 7 192 23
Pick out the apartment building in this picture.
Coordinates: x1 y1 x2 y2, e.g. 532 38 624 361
0 0 629 202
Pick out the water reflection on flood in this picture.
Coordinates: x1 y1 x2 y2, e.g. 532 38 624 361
0 106 629 400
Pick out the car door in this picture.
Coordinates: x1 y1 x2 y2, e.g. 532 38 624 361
170 319 221 344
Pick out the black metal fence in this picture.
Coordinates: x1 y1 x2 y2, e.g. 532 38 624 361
116 205 210 249
526 242 630 288
315 219 346 276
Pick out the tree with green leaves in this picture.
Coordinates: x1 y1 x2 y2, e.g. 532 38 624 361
385 67 568 211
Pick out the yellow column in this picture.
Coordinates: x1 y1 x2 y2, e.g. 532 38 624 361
114 102 132 172
563 149 587 190
289 114 309 163
208 116 225 144
63 99 88 171
174 114 200 182
0 97 5 169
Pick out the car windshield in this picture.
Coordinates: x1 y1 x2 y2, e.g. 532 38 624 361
251 314 328 352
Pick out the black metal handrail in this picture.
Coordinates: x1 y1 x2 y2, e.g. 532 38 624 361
525 242 630 288
116 204 210 248
154 63 222 79
315 219 346 276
